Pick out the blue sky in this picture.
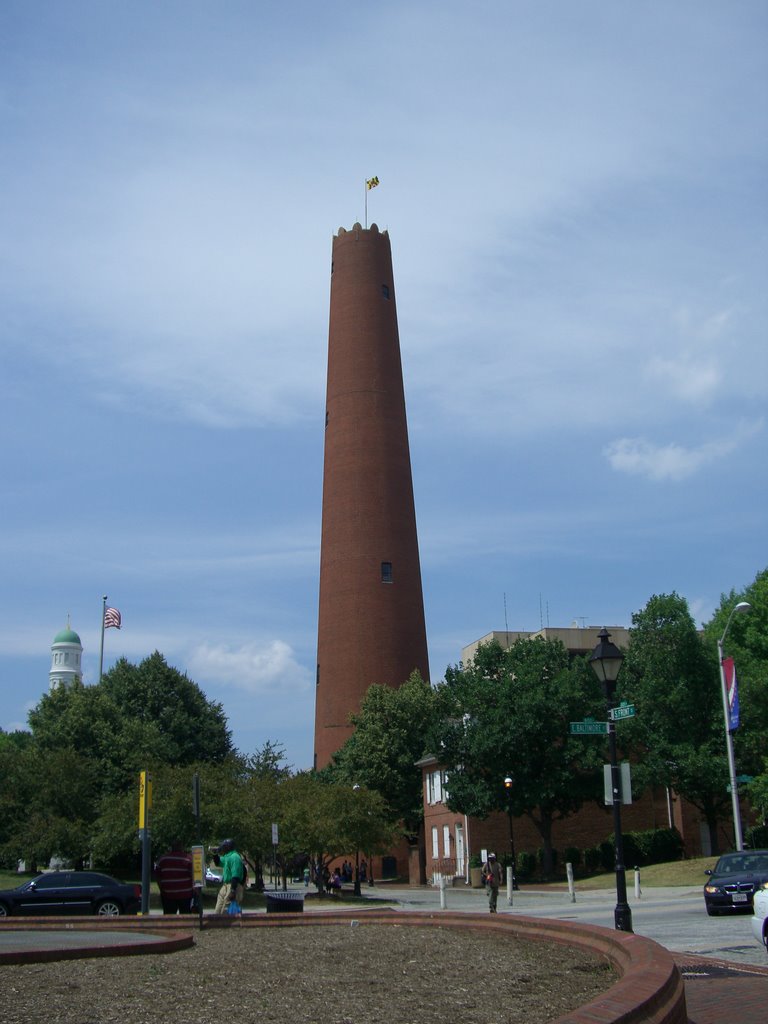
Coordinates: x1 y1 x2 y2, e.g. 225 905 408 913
2 1 765 769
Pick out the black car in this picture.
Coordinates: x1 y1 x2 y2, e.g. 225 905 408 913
703 849 768 915
0 871 141 917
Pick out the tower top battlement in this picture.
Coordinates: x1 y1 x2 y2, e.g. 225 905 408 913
336 222 388 238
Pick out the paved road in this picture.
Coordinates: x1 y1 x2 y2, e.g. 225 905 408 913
373 882 768 969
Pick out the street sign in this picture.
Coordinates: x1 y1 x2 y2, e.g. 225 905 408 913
569 718 608 735
604 763 633 805
609 702 636 722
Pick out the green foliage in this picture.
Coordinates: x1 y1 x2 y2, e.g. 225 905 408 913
584 846 602 873
28 654 233 797
0 743 100 869
703 569 768 810
0 729 34 753
745 823 768 848
599 840 615 872
274 773 396 888
621 592 729 852
564 846 581 867
603 828 683 870
2 652 234 869
516 851 536 878
431 636 605 876
325 671 437 833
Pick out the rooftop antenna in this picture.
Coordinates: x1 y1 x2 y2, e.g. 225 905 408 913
504 592 509 644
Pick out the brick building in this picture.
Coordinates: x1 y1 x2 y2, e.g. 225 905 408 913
418 626 716 886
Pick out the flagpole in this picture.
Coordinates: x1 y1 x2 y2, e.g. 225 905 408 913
98 595 107 684
365 179 368 229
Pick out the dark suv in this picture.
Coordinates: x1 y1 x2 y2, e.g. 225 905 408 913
703 850 768 915
0 871 141 917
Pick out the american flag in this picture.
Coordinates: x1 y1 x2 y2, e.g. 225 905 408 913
104 607 122 630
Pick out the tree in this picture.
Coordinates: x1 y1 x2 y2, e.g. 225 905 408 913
431 637 606 877
100 652 233 767
15 652 234 869
276 773 396 893
0 743 98 870
29 653 233 794
703 568 768 829
325 671 437 835
621 593 728 852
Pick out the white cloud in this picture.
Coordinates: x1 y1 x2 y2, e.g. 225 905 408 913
188 640 313 696
645 354 720 404
603 434 739 482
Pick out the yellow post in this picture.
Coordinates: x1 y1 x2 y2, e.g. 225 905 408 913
138 770 152 914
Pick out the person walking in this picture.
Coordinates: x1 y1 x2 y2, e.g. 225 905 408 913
213 838 245 914
483 852 503 914
155 841 194 915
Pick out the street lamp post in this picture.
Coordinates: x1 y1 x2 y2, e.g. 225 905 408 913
590 628 633 933
503 776 519 892
717 601 751 852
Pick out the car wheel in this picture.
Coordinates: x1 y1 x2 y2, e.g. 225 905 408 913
0 902 9 917
95 899 122 916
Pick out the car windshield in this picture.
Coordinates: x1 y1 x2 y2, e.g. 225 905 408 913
715 854 768 874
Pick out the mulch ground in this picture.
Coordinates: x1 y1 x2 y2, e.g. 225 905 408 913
2 923 616 1024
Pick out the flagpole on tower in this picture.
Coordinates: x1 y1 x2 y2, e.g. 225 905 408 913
98 595 107 684
364 176 379 228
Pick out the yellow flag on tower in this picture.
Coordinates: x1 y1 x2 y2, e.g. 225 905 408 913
366 176 380 190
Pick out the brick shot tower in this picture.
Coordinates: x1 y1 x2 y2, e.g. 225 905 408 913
314 223 429 769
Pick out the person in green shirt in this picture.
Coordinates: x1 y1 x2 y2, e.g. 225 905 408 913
213 838 245 914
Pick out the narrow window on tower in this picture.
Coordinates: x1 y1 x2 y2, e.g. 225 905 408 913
325 410 329 428
381 284 390 299
381 561 393 583
316 664 320 687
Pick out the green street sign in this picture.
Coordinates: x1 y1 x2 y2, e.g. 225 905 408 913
570 718 608 735
609 702 636 722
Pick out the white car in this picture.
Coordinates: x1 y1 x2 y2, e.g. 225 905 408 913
205 866 223 885
751 882 768 953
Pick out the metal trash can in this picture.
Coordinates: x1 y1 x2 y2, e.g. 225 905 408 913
265 890 304 914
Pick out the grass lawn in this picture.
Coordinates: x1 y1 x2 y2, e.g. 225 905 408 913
539 855 718 890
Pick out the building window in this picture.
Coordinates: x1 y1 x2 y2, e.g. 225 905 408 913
427 769 444 805
442 825 451 857
382 284 390 298
431 827 439 860
316 664 320 687
381 561 393 583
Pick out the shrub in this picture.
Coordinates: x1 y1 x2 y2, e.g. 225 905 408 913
584 846 602 873
745 823 768 849
537 847 558 877
517 851 536 878
563 846 581 868
642 827 684 864
599 840 614 872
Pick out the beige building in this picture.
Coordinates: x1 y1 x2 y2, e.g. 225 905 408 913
461 625 631 666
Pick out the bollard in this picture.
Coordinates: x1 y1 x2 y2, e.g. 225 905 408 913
634 867 641 899
439 876 447 909
506 865 514 906
566 862 576 903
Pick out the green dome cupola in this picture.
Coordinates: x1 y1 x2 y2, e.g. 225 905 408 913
49 616 83 690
